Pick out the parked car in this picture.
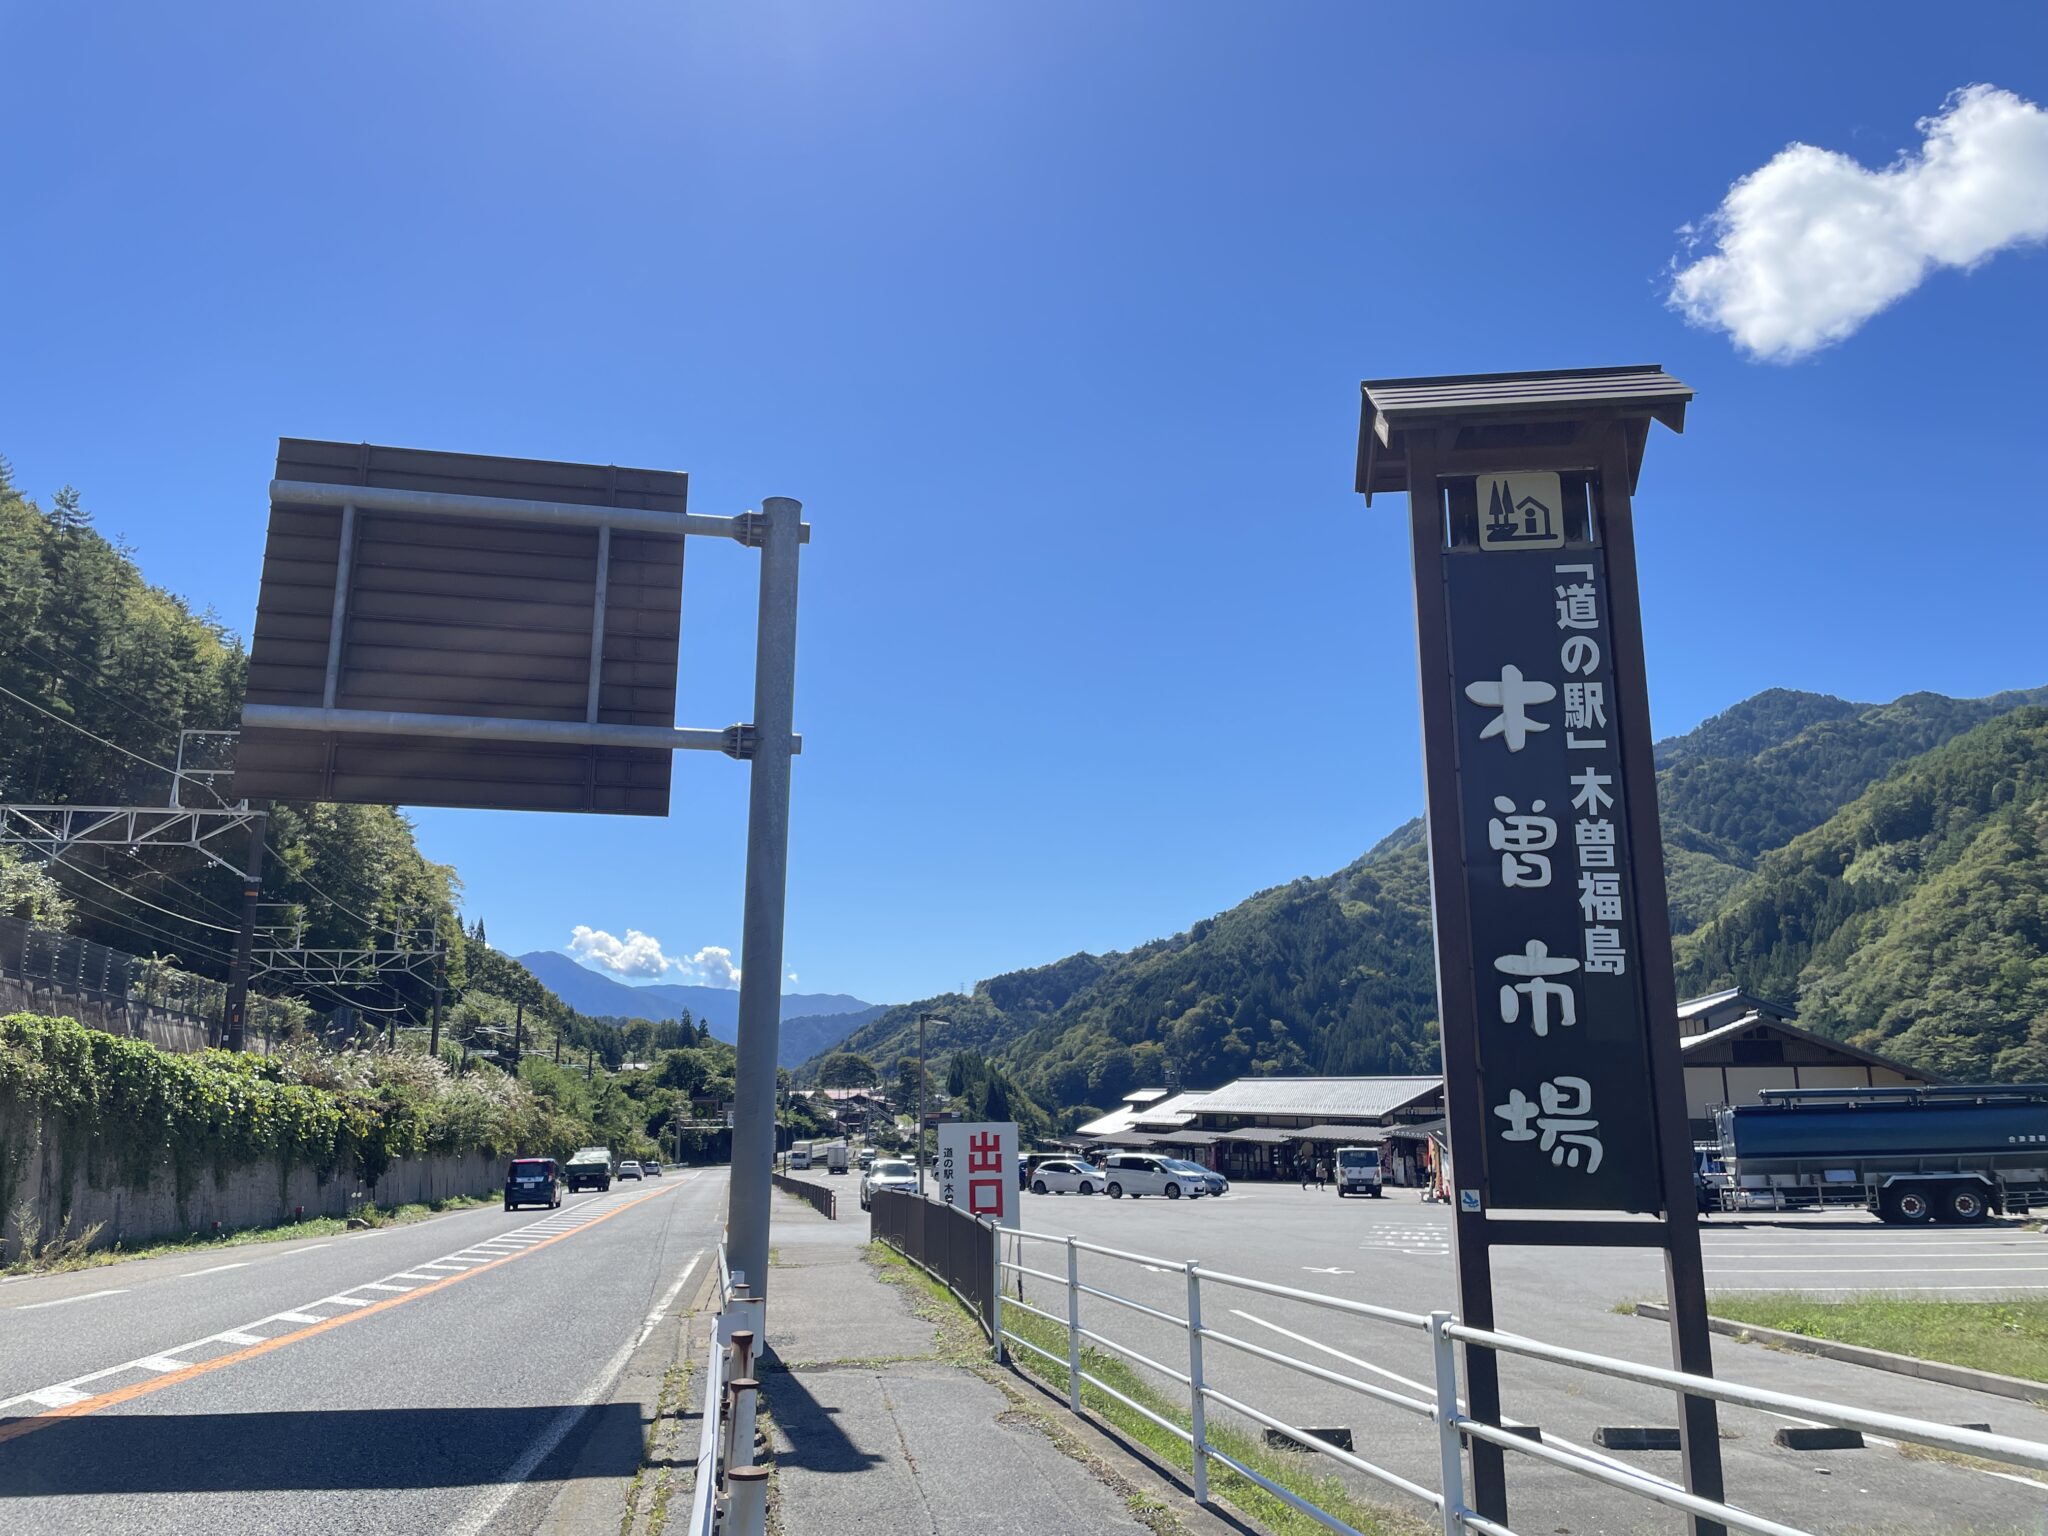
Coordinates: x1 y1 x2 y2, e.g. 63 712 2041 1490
1028 1158 1105 1195
643 1159 663 1177
503 1157 562 1211
1101 1152 1202 1200
1162 1157 1228 1197
618 1160 644 1181
861 1157 919 1210
1334 1145 1384 1198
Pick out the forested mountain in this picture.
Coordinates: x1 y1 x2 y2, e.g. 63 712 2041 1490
805 683 2048 1126
1675 707 2048 1082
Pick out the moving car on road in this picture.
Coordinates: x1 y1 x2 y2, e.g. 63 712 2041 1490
1028 1158 1104 1195
565 1146 613 1193
618 1159 644 1181
858 1147 877 1169
860 1157 919 1210
504 1157 562 1211
643 1159 662 1177
1101 1152 1200 1200
1334 1145 1384 1198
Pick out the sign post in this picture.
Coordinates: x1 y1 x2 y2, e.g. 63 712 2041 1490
1359 367 1722 1534
936 1120 1020 1229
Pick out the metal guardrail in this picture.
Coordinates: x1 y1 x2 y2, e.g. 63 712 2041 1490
995 1222 2048 1536
869 1188 998 1342
686 1242 767 1536
771 1170 838 1220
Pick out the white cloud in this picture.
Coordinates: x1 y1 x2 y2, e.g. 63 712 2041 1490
568 927 743 988
685 945 743 989
1669 85 2048 360
787 971 800 985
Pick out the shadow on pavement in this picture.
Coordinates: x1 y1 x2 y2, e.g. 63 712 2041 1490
0 1403 643 1495
757 1352 882 1476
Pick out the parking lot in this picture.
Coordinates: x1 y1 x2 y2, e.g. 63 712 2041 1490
794 1166 2048 1533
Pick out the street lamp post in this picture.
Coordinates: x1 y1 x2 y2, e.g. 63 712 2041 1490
916 1011 941 1196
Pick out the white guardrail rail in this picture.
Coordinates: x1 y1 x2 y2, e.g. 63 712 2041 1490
992 1223 2048 1536
687 1243 768 1536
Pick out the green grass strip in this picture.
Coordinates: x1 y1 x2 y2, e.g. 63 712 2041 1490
872 1242 1425 1536
1707 1293 2048 1385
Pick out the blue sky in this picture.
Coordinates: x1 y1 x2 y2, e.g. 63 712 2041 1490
4 5 2046 1006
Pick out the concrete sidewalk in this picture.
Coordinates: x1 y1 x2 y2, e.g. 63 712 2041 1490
755 1191 1212 1536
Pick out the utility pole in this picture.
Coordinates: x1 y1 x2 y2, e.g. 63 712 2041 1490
514 999 524 1059
725 497 803 1307
586 1046 594 1083
553 1027 561 1066
916 1011 937 1196
222 808 269 1053
427 942 445 1058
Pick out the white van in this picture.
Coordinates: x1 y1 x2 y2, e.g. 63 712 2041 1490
1335 1145 1384 1197
1101 1152 1201 1201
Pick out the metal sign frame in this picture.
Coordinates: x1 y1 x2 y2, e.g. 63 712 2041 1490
1363 368 1723 1535
230 439 805 1308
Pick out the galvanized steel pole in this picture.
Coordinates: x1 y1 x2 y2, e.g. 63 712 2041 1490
726 497 804 1316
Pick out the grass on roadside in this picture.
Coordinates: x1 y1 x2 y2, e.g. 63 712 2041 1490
1 1193 495 1278
868 1241 1428 1536
1706 1293 2048 1385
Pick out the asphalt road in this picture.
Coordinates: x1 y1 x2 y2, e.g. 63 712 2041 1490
998 1182 2048 1535
0 1169 727 1536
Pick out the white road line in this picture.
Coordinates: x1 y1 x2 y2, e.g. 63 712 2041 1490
10 1288 128 1311
445 1326 646 1536
1226 1307 1685 1492
24 1386 90 1408
1707 1266 2048 1275
269 1311 324 1323
393 1273 439 1282
363 1283 413 1293
213 1330 266 1345
318 1295 372 1308
638 1254 703 1346
133 1356 189 1374
181 1262 252 1278
1712 1283 2048 1292
287 1242 334 1253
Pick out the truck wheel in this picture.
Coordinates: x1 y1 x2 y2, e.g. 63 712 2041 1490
1370 1187 1383 1198
1946 1185 1989 1224
1885 1186 1934 1223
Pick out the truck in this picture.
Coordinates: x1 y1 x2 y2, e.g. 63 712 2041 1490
826 1140 849 1175
1708 1084 2048 1224
565 1146 613 1193
788 1140 815 1171
1334 1145 1384 1198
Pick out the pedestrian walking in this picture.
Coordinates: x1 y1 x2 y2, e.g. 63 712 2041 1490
1297 1154 1313 1190
1315 1158 1329 1190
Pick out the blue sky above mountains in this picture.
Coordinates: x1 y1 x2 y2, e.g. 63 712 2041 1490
3 6 2045 1003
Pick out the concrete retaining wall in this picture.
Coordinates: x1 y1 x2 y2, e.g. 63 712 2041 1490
2 1111 501 1261
1 974 219 1054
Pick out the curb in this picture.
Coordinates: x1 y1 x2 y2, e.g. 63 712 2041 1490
1633 1303 2048 1404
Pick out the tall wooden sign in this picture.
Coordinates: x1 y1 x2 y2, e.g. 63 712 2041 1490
1358 366 1724 1534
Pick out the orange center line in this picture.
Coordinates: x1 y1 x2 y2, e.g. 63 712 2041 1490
0 1183 680 1447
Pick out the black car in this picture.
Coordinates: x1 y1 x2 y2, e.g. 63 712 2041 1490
504 1157 562 1211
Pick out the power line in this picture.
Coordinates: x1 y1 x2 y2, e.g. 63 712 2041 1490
2 636 188 740
52 859 240 933
0 680 183 788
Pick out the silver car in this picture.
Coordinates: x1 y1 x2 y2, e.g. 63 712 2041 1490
860 1157 919 1210
1028 1158 1105 1195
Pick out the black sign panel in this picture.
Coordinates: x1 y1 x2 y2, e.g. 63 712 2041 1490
1444 481 1662 1212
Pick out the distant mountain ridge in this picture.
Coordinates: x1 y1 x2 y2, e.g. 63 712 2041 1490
515 951 879 1065
799 683 2048 1123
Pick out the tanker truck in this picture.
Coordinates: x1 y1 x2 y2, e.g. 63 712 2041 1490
1708 1083 2048 1224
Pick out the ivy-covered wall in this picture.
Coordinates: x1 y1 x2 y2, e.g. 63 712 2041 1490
0 1013 568 1257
